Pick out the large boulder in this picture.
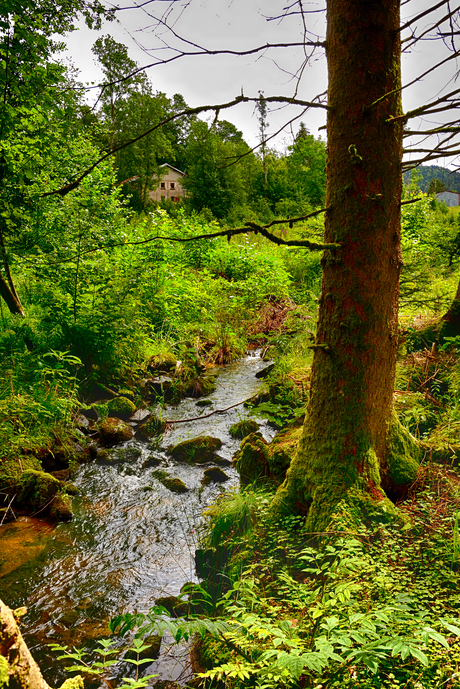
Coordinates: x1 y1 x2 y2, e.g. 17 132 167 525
97 418 133 446
169 436 222 464
106 396 136 420
16 470 75 521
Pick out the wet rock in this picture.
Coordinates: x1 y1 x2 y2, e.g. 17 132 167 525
140 376 174 400
153 471 188 494
203 467 230 483
244 384 270 407
17 470 62 507
233 433 270 486
107 396 136 420
196 399 213 408
142 454 162 469
229 419 259 439
129 408 151 423
255 362 275 379
112 445 142 463
75 414 90 430
169 436 222 464
155 595 188 618
96 449 112 465
136 415 167 440
63 484 80 496
88 443 98 459
49 493 73 522
185 375 216 399
97 418 133 446
50 469 70 481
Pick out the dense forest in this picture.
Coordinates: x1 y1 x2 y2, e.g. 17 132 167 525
3 1 460 689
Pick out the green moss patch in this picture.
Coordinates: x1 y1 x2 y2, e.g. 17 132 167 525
169 436 222 464
229 419 259 439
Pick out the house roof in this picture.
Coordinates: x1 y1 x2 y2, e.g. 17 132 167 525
160 163 186 176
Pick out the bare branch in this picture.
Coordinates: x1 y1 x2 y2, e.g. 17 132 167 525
399 0 451 33
41 94 329 198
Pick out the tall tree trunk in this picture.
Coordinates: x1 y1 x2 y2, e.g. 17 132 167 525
272 0 419 530
0 216 25 317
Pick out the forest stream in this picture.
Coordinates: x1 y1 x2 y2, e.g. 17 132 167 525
0 351 275 687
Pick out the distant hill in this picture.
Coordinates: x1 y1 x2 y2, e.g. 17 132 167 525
404 165 460 193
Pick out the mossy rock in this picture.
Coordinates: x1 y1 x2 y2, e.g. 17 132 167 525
385 410 422 490
97 418 133 446
0 455 42 493
112 445 142 463
229 419 259 440
142 454 162 469
184 375 217 399
170 436 222 464
233 433 270 486
17 469 62 507
161 477 189 493
148 352 177 373
107 396 136 420
152 470 188 493
15 470 74 521
203 467 230 483
96 449 115 465
155 595 188 618
268 425 302 481
196 399 213 408
136 415 167 439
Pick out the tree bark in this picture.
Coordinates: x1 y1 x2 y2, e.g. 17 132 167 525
0 217 25 317
0 598 84 689
272 0 419 530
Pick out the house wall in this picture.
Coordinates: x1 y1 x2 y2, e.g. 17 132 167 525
149 166 186 202
436 191 460 207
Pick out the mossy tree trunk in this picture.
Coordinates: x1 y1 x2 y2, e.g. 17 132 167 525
272 0 419 530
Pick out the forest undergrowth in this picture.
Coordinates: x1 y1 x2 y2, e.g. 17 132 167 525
4 188 460 688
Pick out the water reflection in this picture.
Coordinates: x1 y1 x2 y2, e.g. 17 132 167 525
0 352 274 686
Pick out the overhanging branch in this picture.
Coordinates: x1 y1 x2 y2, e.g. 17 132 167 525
41 94 330 199
31 208 334 267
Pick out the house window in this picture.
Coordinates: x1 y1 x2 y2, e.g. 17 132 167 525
160 182 165 189
170 182 175 190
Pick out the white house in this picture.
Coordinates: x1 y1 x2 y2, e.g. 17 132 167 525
149 163 187 203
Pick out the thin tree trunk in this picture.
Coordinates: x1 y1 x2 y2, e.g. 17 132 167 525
0 271 24 316
0 216 25 317
272 0 418 530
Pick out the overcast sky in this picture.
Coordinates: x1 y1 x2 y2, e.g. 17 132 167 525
62 0 459 165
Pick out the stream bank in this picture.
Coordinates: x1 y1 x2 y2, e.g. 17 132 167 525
0 351 277 687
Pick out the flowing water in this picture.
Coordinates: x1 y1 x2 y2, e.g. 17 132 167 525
0 352 275 687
